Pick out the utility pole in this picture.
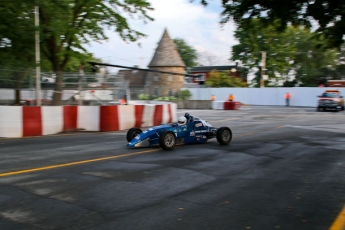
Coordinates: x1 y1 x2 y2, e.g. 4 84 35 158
261 51 267 88
35 6 41 105
78 65 84 106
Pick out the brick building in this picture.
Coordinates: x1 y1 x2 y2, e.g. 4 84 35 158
328 80 345 87
190 64 246 84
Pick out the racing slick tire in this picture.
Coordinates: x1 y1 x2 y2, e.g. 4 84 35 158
216 127 232 145
159 130 176 150
126 128 143 142
342 106 344 111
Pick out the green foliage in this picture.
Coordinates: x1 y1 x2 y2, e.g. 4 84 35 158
178 89 192 100
173 38 198 72
139 93 188 101
155 96 178 101
0 0 154 104
138 93 150 100
231 19 338 87
205 71 247 87
196 0 345 48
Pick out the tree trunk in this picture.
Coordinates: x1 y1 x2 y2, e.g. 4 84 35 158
52 70 63 105
15 89 21 105
14 71 25 105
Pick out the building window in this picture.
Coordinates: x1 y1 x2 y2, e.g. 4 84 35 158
168 75 172 81
154 75 159 81
169 89 174 96
194 73 205 81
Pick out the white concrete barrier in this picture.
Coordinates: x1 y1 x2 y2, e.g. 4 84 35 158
78 106 100 131
212 101 225 110
42 106 63 135
0 106 22 138
0 103 177 138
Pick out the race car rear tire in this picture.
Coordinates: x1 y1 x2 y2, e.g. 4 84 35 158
159 130 176 150
216 127 232 145
126 128 143 142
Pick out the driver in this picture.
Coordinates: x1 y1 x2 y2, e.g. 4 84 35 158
177 116 187 126
184 112 193 123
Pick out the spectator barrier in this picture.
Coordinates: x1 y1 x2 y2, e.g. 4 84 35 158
0 104 177 138
212 101 242 110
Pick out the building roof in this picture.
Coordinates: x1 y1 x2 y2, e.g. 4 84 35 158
191 65 243 72
148 29 186 68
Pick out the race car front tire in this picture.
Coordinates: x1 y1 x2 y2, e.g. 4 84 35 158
216 127 232 145
126 128 143 142
159 130 176 150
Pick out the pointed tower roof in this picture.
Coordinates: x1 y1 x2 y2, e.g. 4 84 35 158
148 29 186 67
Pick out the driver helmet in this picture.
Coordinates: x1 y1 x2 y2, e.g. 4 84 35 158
178 116 187 126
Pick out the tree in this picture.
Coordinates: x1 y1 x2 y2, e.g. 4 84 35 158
0 0 36 104
1 0 154 105
178 89 192 100
231 19 296 87
195 0 345 49
231 19 338 87
205 71 247 87
173 38 198 72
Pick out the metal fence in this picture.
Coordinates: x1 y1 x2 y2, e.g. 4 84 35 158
0 69 131 105
0 69 197 105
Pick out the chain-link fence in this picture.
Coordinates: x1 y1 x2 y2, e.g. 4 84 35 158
0 68 198 105
0 69 131 105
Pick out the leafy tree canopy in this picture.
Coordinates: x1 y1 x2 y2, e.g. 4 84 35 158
206 71 247 87
195 0 345 48
173 38 198 72
0 0 154 105
231 19 338 87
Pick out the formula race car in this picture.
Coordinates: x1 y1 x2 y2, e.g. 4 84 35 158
126 113 232 150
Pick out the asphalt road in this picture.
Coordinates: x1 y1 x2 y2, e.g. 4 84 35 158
0 106 345 230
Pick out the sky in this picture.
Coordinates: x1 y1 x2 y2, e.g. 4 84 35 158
86 0 238 72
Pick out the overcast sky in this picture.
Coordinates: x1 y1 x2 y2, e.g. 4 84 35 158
86 0 238 72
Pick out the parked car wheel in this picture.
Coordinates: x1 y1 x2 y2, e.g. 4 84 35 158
216 127 232 145
159 130 176 150
126 128 143 142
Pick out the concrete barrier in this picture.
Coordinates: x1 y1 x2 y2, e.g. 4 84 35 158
211 101 242 110
0 103 177 138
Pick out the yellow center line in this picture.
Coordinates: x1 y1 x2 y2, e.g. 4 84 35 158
0 125 287 177
0 149 159 177
330 205 345 230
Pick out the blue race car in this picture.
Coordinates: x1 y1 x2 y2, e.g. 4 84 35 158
126 113 232 150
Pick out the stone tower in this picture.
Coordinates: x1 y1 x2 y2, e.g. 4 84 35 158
147 28 186 97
